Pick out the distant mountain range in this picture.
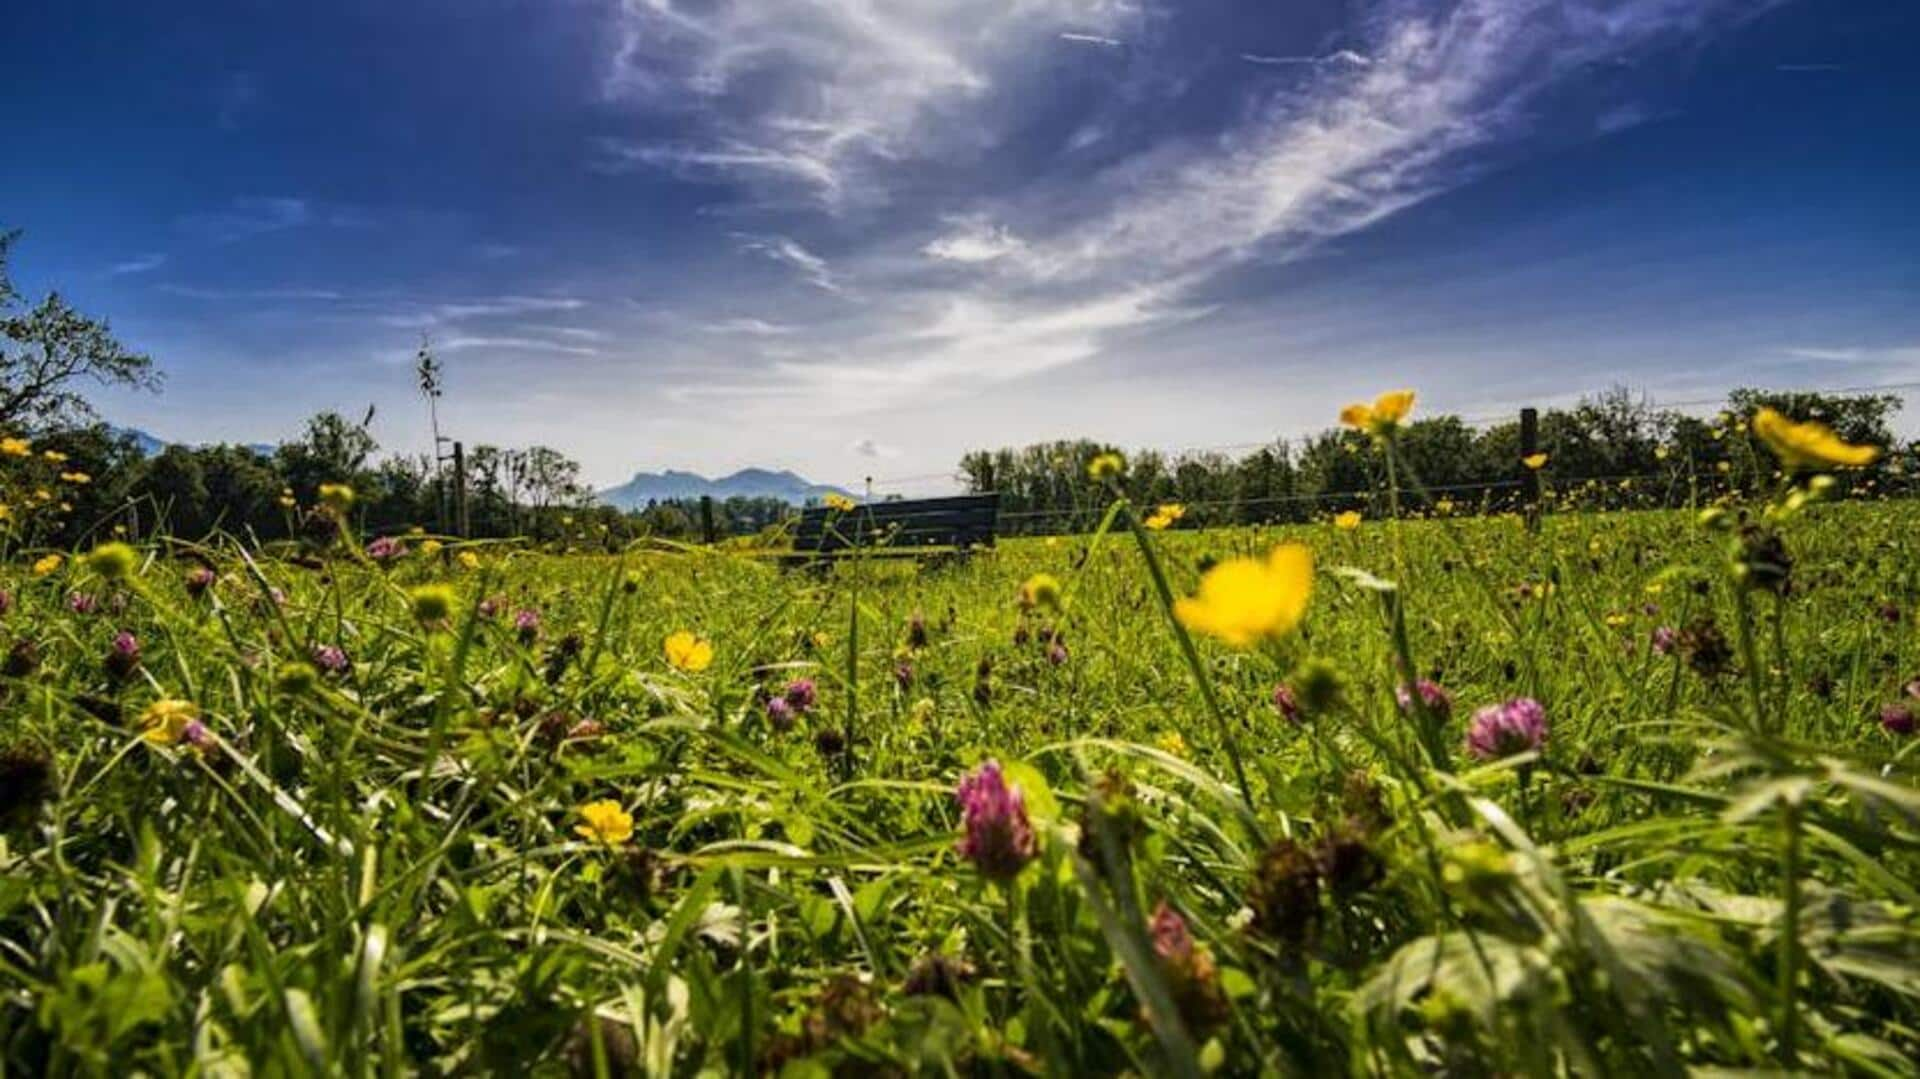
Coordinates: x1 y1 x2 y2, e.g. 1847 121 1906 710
118 427 275 458
597 468 852 509
113 426 847 509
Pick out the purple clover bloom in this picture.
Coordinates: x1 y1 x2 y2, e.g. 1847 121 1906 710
765 695 796 732
1651 626 1678 656
1465 698 1549 761
514 608 541 643
1150 902 1194 965
1881 703 1916 736
365 536 407 563
783 678 817 713
1394 679 1453 720
180 719 216 755
311 645 350 676
67 592 99 615
954 759 1038 882
1271 684 1301 725
105 630 142 680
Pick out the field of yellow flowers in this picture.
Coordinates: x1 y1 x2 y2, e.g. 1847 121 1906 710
3 401 1918 1075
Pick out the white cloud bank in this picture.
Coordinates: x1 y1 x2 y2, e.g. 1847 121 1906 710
595 0 1776 422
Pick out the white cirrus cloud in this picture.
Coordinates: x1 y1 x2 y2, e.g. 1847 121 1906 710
1059 32 1125 48
378 295 589 330
612 0 1784 429
176 196 314 243
922 218 1027 264
158 283 344 302
1240 49 1371 67
109 253 169 276
703 317 796 336
850 437 901 458
730 233 844 293
600 0 1145 207
1779 344 1920 367
1012 0 1785 284
437 336 603 357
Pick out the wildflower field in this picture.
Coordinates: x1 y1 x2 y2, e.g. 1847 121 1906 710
3 409 1920 1076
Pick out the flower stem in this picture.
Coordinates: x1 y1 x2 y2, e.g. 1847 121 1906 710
1778 799 1803 1066
1118 499 1266 844
1731 585 1769 733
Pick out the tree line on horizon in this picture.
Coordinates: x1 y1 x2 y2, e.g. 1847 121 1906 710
958 386 1914 534
3 227 1913 547
0 229 770 549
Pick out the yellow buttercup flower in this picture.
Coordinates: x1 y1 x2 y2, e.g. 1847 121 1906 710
1144 503 1185 531
40 450 67 464
1339 389 1416 438
1087 452 1126 481
1751 407 1879 471
574 800 634 846
420 539 443 557
140 699 200 746
31 553 62 576
1174 543 1313 647
664 630 714 672
1522 453 1549 470
823 493 856 512
1333 510 1362 531
1655 445 1671 460
1155 731 1189 758
59 471 91 485
85 542 139 580
457 550 481 570
0 437 30 457
317 483 355 512
1020 573 1063 610
408 584 458 626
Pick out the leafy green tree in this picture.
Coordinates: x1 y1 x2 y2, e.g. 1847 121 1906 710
0 230 160 432
1728 387 1899 450
275 409 380 498
1293 430 1374 513
195 445 283 538
142 446 212 536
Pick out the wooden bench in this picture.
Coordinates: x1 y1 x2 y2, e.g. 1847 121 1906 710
788 493 1000 564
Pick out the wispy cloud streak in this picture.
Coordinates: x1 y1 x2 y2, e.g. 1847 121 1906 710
109 253 168 276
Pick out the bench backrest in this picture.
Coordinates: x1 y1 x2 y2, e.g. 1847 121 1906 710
792 493 1000 553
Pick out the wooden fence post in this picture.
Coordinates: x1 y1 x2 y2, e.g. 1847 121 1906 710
452 441 469 538
1520 407 1541 531
700 495 716 545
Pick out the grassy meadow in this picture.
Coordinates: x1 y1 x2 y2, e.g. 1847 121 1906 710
3 463 1920 1074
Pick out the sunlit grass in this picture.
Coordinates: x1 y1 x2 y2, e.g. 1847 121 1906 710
2 491 1917 1074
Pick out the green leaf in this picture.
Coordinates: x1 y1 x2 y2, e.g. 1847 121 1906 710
1003 760 1061 824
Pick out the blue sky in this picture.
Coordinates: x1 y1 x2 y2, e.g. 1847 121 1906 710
3 0 1916 493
